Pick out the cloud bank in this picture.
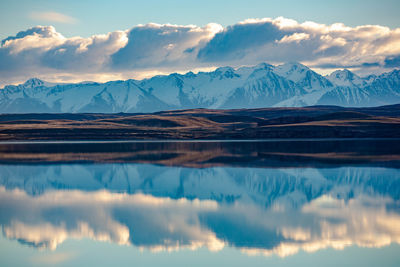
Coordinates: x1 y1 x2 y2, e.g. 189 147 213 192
1 17 400 85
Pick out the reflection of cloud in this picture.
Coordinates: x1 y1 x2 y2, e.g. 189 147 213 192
30 11 78 24
239 195 400 257
0 187 222 251
4 221 129 250
1 186 399 257
303 195 400 248
30 252 76 265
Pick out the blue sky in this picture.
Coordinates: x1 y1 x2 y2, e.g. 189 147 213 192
0 0 400 85
1 0 400 39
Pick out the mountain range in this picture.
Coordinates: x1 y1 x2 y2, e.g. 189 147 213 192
1 62 400 113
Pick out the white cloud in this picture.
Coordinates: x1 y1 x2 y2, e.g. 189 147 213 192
197 17 400 69
30 11 78 24
277 33 310 44
110 23 221 69
2 26 65 54
1 17 400 86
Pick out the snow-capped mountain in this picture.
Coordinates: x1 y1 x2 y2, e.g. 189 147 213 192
0 63 399 113
319 69 400 107
327 69 365 87
274 62 333 91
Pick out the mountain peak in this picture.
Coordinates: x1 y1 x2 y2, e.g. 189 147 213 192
183 71 196 78
215 66 234 73
274 62 312 82
330 69 356 78
280 62 309 70
327 69 363 87
23 78 45 88
213 66 238 79
255 62 273 70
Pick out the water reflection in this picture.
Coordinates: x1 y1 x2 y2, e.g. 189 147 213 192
0 186 399 257
1 139 399 167
1 158 400 258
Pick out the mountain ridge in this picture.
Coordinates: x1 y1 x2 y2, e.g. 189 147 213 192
1 62 400 113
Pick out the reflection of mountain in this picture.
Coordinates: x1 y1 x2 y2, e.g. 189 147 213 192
1 165 399 205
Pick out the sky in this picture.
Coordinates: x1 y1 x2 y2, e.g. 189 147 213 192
0 0 400 85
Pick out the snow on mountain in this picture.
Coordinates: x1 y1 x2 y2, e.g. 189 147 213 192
274 62 310 83
327 69 365 87
270 62 336 107
319 69 400 107
274 62 333 92
23 78 45 88
0 63 399 113
221 66 306 108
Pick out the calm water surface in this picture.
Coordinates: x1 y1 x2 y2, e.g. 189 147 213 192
0 140 399 266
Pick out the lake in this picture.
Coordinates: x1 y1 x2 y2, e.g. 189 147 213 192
0 139 399 266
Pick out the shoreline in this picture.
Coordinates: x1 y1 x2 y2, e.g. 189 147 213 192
1 137 400 144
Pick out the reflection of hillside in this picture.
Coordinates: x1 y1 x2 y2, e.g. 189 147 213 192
0 139 400 168
0 187 399 257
